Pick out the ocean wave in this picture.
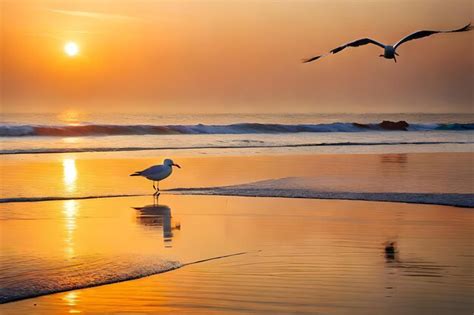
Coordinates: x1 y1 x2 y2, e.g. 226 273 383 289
1 141 472 155
169 187 474 208
0 255 181 304
1 121 473 137
3 188 472 208
0 251 248 303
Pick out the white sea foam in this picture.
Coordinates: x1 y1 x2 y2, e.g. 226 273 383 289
0 254 181 303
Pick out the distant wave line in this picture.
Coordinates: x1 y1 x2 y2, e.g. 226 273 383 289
1 122 473 137
2 141 472 155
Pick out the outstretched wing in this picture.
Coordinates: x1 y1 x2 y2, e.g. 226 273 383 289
302 38 385 63
330 38 386 54
302 55 325 63
394 23 472 49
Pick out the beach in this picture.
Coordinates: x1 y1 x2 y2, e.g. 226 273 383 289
1 194 472 314
1 150 473 314
3 0 474 312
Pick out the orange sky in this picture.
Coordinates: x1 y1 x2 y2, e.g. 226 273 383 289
1 0 472 113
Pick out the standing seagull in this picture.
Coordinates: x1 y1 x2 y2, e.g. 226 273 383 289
130 159 181 196
303 23 472 63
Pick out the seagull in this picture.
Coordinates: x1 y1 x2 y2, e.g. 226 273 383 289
130 158 181 196
303 23 472 63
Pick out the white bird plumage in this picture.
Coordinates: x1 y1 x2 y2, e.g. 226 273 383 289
130 158 181 196
303 23 472 63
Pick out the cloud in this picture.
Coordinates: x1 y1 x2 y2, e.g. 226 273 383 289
25 30 106 39
46 8 141 21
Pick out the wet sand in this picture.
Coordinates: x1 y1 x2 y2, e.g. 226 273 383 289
1 152 472 200
1 195 473 314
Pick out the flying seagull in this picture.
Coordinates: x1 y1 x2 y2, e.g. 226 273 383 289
303 23 472 63
130 158 181 196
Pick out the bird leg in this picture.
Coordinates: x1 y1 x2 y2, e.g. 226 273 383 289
152 181 160 196
393 56 397 63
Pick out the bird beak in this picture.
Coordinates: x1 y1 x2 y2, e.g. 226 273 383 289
173 163 181 168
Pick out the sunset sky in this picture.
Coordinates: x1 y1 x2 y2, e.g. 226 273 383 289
1 0 472 114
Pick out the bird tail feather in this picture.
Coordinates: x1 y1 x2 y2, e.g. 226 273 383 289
130 172 142 176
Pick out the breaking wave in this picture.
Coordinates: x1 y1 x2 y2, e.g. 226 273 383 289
169 187 474 208
1 121 473 137
0 254 181 304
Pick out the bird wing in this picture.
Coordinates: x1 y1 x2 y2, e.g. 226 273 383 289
330 38 386 54
394 23 472 49
302 38 385 63
302 55 326 63
139 165 165 176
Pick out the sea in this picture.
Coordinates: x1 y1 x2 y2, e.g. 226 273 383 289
1 113 473 155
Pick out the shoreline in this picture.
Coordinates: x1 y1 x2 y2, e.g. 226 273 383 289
1 191 473 208
170 189 474 208
1 152 472 208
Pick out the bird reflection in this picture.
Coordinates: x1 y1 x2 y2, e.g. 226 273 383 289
380 154 408 165
382 240 448 298
133 198 181 247
384 241 397 261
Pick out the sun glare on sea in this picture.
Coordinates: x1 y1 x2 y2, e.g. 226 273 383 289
59 110 82 125
63 159 78 192
64 41 79 57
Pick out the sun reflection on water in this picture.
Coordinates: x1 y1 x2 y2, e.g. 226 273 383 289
58 110 82 125
63 200 78 259
63 159 78 193
62 291 81 313
62 137 81 144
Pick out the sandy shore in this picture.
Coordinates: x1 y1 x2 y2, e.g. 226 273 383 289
1 152 473 314
1 194 473 314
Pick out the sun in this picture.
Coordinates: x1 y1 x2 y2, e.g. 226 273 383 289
64 41 79 57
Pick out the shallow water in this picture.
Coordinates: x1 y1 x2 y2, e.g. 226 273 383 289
1 195 472 314
1 153 472 204
0 198 182 303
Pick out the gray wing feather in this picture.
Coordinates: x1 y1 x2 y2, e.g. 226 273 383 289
140 165 165 176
